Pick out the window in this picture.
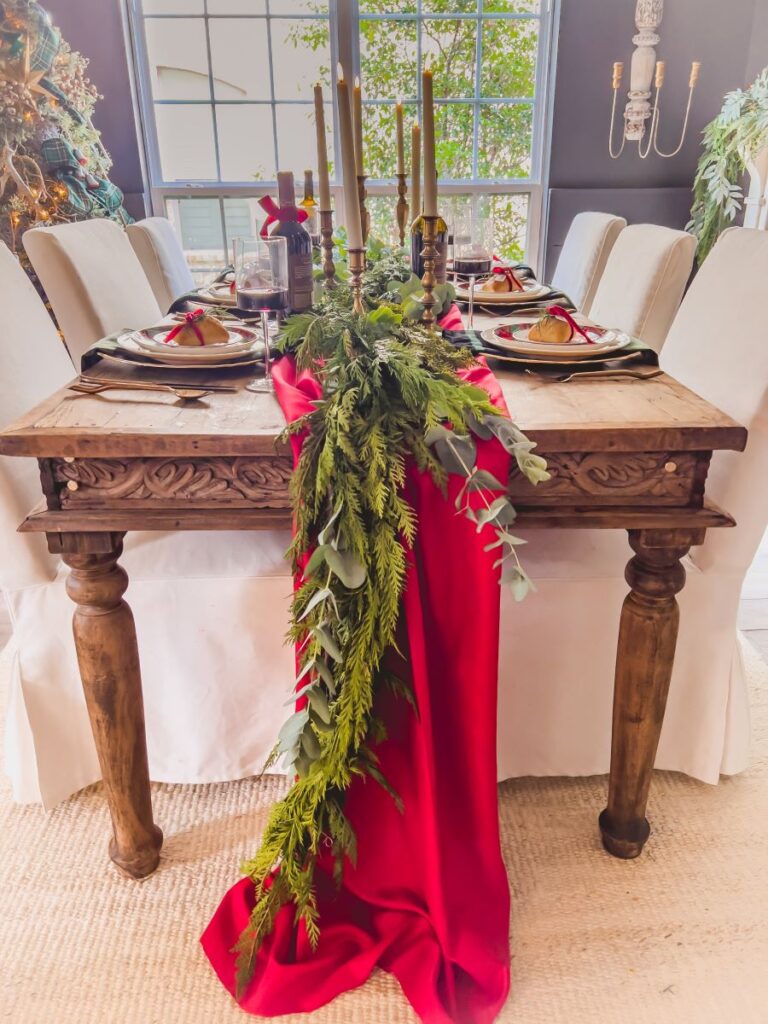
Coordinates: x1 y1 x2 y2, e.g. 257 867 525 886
128 0 557 277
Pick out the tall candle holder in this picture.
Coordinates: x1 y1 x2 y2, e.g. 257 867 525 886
348 246 366 316
419 214 439 329
319 209 336 290
357 175 370 245
395 173 409 247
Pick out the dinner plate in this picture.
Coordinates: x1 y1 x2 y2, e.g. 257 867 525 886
117 332 262 367
455 280 549 304
480 324 630 360
136 323 257 355
197 282 237 305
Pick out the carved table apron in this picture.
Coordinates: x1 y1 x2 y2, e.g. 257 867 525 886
0 369 747 878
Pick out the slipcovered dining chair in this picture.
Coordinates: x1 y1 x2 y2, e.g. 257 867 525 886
496 227 767 784
588 223 696 351
23 218 163 364
550 212 626 313
0 239 294 807
127 216 195 312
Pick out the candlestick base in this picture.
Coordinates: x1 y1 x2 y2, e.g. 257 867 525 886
395 173 409 248
419 215 439 330
348 246 366 316
319 209 336 291
357 175 370 246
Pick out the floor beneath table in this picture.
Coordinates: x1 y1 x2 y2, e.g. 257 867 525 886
1 635 767 1023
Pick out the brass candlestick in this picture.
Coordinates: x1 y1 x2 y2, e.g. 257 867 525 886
319 208 336 290
357 174 370 245
395 173 409 247
419 214 439 329
348 246 366 316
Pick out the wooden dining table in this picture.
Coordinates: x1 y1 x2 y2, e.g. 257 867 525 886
0 354 747 881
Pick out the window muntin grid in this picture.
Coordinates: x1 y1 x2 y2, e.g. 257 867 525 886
128 0 555 265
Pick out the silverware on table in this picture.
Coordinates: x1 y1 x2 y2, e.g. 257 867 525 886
523 367 663 384
79 373 237 393
69 379 215 401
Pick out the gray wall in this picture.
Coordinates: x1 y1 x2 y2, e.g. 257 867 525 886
545 0 768 275
42 0 768 267
45 0 146 220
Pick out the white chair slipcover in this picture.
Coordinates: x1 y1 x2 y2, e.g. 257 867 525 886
23 219 162 365
550 212 626 313
589 223 696 352
126 216 195 312
497 228 765 784
2 231 763 805
0 240 293 808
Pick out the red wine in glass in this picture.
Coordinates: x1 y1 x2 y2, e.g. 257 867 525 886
453 256 492 278
236 287 289 313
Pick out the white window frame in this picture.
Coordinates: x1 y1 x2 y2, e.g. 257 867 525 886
125 0 559 268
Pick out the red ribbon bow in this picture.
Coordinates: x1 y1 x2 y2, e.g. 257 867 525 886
547 305 597 344
492 265 525 292
165 308 207 345
258 195 309 238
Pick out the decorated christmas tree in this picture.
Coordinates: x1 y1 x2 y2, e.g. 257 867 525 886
0 0 132 271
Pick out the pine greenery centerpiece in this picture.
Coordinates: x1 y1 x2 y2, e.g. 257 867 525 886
234 251 549 992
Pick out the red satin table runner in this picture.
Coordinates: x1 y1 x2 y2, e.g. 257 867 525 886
201 351 512 1024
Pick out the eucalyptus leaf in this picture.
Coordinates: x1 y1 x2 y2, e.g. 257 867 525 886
325 547 367 589
300 725 322 760
299 587 332 621
315 623 343 662
308 687 332 724
304 544 330 577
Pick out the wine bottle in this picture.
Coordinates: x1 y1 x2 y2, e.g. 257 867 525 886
271 171 313 313
410 213 449 283
299 169 320 245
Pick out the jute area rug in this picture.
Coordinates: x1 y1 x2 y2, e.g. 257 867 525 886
1 639 767 1024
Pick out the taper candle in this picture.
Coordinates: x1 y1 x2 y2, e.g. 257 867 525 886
422 68 437 216
411 121 421 220
395 99 405 175
313 82 331 210
353 76 364 176
336 65 363 249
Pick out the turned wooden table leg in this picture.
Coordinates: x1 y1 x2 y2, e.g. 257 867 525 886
599 527 705 859
54 531 163 879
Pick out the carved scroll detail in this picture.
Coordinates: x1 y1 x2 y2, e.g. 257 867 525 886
508 452 699 505
53 457 293 509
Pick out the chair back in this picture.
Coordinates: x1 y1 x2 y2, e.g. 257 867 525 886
589 224 695 351
550 212 626 313
661 228 768 575
23 219 162 364
127 216 195 312
0 243 74 591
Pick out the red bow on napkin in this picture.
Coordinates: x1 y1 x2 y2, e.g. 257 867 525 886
258 195 309 238
547 305 597 344
165 308 207 345
492 265 525 291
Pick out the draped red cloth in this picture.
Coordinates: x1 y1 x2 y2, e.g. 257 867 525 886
201 350 512 1023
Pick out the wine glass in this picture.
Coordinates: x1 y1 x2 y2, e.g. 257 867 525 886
235 236 288 394
453 209 494 328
